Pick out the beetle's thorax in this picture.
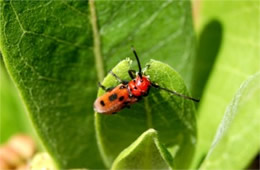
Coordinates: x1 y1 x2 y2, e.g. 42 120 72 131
128 75 151 97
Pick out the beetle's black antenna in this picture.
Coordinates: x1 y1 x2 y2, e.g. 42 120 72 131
151 83 200 102
131 46 142 78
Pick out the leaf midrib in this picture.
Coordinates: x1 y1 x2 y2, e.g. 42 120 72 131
89 0 104 81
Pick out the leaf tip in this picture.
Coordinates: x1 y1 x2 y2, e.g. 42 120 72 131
140 128 158 140
145 128 157 135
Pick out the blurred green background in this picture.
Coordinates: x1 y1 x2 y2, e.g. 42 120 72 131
0 54 35 144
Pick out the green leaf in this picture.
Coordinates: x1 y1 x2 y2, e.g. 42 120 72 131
95 0 196 89
192 1 260 167
200 73 260 169
0 60 32 143
111 129 174 169
95 59 196 168
0 0 195 168
0 1 104 168
191 20 222 99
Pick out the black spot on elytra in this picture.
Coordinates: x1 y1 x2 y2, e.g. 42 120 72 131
100 100 105 106
134 86 137 90
119 96 124 101
109 93 118 101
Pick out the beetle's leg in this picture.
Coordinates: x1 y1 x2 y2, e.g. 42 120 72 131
123 102 131 109
151 82 200 102
98 82 114 92
109 71 128 85
128 70 136 79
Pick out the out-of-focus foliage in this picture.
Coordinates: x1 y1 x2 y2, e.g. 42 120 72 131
200 73 260 169
192 1 260 168
0 58 32 143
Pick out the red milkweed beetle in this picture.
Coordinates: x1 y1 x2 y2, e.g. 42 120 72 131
94 47 199 115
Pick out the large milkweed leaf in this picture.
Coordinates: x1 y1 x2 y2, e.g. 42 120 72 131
112 129 174 169
0 0 195 168
200 73 260 169
0 1 104 168
95 59 197 168
192 0 260 167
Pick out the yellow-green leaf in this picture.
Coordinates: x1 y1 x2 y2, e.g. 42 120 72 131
112 129 173 169
200 73 260 169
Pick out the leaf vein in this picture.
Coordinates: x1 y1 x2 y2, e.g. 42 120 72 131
62 1 88 17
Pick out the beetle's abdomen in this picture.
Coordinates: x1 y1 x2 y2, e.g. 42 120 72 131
94 84 137 115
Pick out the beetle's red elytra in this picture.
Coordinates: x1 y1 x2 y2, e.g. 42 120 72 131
94 47 199 115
